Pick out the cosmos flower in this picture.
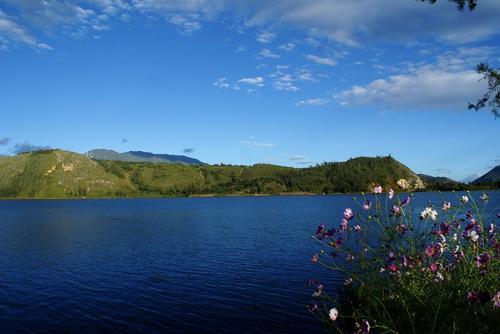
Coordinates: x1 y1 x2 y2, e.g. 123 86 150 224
329 308 338 321
362 200 371 210
493 292 500 308
439 222 451 236
476 252 491 268
442 201 451 211
401 196 411 206
358 319 370 333
429 262 438 273
344 277 353 286
373 185 382 194
312 284 323 297
354 224 361 232
420 207 438 221
461 195 469 203
391 205 401 215
344 208 354 220
311 254 319 263
340 218 349 231
388 189 394 199
480 192 489 201
425 244 440 257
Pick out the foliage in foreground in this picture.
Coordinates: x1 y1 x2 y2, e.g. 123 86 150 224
309 185 499 333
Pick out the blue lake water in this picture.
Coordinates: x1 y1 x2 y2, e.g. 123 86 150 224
0 191 498 333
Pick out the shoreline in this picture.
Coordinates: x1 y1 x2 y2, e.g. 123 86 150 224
0 189 497 201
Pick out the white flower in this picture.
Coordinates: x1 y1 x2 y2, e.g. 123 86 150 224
470 230 479 242
329 308 338 321
373 185 383 194
480 192 489 201
461 195 469 203
452 233 458 241
420 207 438 221
344 277 353 286
442 201 451 211
435 272 444 282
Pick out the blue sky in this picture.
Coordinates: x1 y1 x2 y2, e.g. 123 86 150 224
0 0 499 182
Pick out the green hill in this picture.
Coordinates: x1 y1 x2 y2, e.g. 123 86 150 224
0 150 426 199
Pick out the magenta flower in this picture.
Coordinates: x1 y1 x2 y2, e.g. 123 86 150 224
401 196 411 206
439 222 451 236
386 263 399 272
362 200 371 210
391 205 401 215
401 255 411 267
468 291 479 304
425 244 440 257
493 292 500 308
429 262 438 273
358 319 370 333
476 252 491 268
344 208 354 220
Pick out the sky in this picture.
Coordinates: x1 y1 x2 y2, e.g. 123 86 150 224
0 0 499 182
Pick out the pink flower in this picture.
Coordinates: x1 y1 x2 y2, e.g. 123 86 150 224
388 189 394 199
391 205 401 215
311 254 319 263
429 262 438 273
362 200 371 210
340 218 349 231
373 185 382 194
425 244 440 257
344 208 354 220
493 292 500 308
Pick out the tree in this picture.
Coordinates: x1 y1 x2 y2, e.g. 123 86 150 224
422 0 499 117
468 63 500 118
421 0 477 11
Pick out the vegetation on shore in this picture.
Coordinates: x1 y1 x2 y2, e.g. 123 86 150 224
309 187 499 333
0 149 497 199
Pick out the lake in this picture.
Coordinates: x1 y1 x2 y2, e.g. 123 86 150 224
0 191 498 333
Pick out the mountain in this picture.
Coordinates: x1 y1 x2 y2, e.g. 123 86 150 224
472 166 500 184
0 150 425 198
0 150 133 198
417 174 466 190
87 149 204 165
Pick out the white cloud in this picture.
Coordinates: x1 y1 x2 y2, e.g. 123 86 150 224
3 0 500 49
258 48 279 59
297 69 315 81
278 42 295 51
305 54 336 66
168 14 201 34
237 77 265 87
0 10 53 51
235 45 246 53
213 77 230 89
295 98 327 106
256 31 276 43
338 67 486 110
238 140 275 148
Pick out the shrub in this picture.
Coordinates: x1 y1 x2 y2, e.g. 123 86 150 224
309 184 499 333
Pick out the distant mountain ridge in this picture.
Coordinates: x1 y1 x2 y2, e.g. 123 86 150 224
87 149 204 165
418 173 465 191
473 165 500 184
